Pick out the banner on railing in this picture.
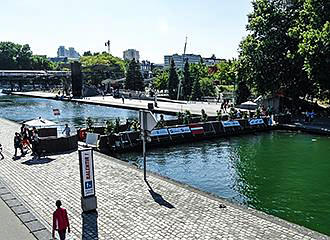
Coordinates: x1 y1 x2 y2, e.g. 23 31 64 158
150 128 169 137
189 124 205 134
168 126 191 135
249 119 264 125
221 121 241 128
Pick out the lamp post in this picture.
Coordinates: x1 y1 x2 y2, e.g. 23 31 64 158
139 110 157 181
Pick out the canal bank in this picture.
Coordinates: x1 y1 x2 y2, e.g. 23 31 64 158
0 118 328 239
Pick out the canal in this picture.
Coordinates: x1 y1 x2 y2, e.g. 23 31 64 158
1 92 330 236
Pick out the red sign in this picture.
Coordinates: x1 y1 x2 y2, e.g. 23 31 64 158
53 109 60 116
189 124 204 135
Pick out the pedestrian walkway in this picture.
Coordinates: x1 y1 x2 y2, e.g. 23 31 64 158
0 197 36 240
12 91 223 116
0 118 328 239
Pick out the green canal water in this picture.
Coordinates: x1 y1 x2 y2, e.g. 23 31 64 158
1 92 330 235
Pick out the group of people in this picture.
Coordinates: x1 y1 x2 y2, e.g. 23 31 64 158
305 110 316 123
220 99 232 113
13 124 40 158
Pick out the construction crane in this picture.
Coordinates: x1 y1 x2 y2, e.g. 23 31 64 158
176 36 187 100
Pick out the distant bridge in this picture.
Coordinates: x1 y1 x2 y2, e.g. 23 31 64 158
0 70 71 79
0 70 72 92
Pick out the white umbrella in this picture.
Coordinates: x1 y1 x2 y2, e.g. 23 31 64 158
239 101 258 110
24 117 57 128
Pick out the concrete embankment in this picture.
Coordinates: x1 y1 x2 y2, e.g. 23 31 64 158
0 118 328 239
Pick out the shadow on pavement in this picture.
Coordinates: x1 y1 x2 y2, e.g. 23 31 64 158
21 157 55 165
82 211 99 240
145 180 175 209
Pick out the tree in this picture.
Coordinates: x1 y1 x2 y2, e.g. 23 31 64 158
191 74 202 101
31 55 56 70
0 41 57 71
237 0 330 102
125 59 144 91
182 60 192 100
134 61 144 91
83 51 92 56
154 70 168 92
80 52 126 86
200 77 215 97
236 80 251 104
289 0 330 99
167 59 179 99
237 0 312 100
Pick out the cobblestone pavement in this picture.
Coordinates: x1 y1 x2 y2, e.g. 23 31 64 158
0 118 328 240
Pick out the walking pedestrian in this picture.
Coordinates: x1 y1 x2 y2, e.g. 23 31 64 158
13 132 24 158
22 127 32 152
31 128 40 157
0 144 4 160
121 94 125 104
62 124 71 137
52 200 70 240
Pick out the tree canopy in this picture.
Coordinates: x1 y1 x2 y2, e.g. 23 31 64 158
168 59 179 99
237 0 330 100
80 52 126 86
0 41 56 70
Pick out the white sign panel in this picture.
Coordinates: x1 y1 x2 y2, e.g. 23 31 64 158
222 121 241 128
86 133 99 146
151 128 169 137
80 149 95 197
249 119 265 125
139 110 157 131
168 126 191 135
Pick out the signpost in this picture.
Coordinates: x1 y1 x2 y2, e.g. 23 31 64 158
79 148 97 212
139 110 157 181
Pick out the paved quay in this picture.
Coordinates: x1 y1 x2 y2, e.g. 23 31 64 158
0 196 36 239
12 91 223 116
0 118 329 239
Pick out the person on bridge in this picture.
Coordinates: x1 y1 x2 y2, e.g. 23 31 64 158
52 200 70 240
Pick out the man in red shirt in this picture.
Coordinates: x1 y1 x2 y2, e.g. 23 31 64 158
52 200 70 240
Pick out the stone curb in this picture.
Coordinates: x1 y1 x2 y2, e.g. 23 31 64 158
0 177 52 240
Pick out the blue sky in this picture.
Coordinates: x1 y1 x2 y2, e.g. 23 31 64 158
1 0 252 63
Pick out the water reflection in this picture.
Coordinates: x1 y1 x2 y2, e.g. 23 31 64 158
120 132 330 235
0 93 173 128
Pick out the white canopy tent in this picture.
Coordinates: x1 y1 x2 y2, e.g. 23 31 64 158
24 117 57 128
239 101 258 110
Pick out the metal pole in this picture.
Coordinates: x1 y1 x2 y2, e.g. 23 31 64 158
142 130 147 181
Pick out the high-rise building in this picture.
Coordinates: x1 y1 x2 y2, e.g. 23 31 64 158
57 46 80 59
68 47 80 58
123 49 140 61
57 46 67 57
164 54 201 69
